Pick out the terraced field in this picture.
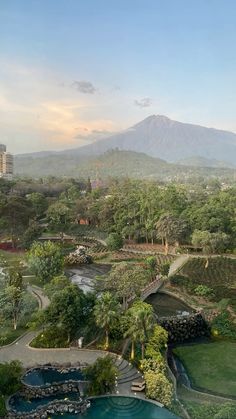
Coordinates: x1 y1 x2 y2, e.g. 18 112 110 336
178 257 236 310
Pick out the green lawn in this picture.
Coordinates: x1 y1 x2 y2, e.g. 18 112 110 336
174 341 236 397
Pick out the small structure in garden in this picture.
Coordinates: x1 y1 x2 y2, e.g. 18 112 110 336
65 246 93 266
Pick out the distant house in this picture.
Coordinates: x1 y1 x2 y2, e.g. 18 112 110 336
78 218 91 225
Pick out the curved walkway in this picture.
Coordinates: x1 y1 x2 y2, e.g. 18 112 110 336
0 332 108 367
26 284 50 310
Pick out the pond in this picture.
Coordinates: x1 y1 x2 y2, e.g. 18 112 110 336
146 291 193 317
9 392 81 413
68 263 111 293
22 367 84 387
51 396 179 419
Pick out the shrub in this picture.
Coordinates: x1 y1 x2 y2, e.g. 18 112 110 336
211 311 236 339
106 233 123 251
145 256 157 271
141 357 166 374
144 370 173 406
194 285 214 297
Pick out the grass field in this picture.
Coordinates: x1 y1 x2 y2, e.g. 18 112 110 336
174 341 236 397
181 400 236 419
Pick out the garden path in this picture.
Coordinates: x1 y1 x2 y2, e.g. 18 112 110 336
26 284 50 310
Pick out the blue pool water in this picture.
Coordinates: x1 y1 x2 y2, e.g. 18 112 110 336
10 392 81 413
51 396 179 419
22 367 84 387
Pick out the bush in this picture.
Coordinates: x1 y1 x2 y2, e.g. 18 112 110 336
144 371 173 406
30 328 69 348
145 256 157 271
194 285 214 297
106 233 123 251
211 311 236 339
84 356 118 395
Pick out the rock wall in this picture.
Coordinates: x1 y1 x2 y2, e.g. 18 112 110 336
159 313 210 343
7 400 89 418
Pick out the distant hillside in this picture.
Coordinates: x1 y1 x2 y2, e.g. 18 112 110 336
62 114 236 165
14 149 236 181
177 156 236 169
15 115 236 166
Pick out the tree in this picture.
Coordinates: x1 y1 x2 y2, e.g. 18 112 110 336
98 262 151 310
21 221 42 249
44 275 71 299
156 213 188 254
85 356 118 395
94 292 121 349
43 285 92 343
125 300 155 359
192 230 229 253
0 361 23 395
0 267 24 330
106 232 123 251
27 241 64 283
0 196 33 247
46 201 70 232
26 192 48 218
86 177 92 194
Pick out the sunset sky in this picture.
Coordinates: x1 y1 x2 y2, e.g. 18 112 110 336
1 0 236 153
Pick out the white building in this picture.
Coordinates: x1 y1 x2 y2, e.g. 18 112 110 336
0 144 13 180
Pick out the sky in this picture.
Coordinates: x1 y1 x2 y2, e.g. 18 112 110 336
1 0 236 153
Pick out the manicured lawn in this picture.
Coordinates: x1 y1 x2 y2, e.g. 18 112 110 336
174 341 236 397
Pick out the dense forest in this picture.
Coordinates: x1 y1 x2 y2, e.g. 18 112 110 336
0 176 235 253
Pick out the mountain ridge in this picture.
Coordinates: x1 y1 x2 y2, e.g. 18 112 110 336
15 115 236 165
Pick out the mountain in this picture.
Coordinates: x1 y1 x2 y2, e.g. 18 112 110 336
58 115 236 165
177 156 236 169
14 149 236 181
15 115 236 166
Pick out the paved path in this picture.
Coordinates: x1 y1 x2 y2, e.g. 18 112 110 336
168 255 190 277
0 332 142 396
0 332 108 367
26 284 50 310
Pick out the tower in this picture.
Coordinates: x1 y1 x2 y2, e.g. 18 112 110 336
0 145 13 179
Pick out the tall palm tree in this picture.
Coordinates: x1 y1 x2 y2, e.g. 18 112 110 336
124 322 140 360
128 301 155 359
94 292 121 349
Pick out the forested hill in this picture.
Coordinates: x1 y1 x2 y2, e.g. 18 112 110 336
14 149 236 181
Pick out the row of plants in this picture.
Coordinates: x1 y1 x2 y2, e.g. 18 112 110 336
171 257 236 314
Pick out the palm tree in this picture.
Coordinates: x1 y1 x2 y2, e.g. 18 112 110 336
128 301 155 359
94 292 121 349
124 322 140 360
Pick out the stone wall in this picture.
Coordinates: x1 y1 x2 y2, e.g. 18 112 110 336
159 312 210 343
7 399 89 419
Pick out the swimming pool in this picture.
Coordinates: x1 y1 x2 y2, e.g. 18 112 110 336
22 367 84 387
51 396 179 419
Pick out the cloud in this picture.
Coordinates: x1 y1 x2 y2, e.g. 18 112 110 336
134 97 152 108
71 80 97 94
